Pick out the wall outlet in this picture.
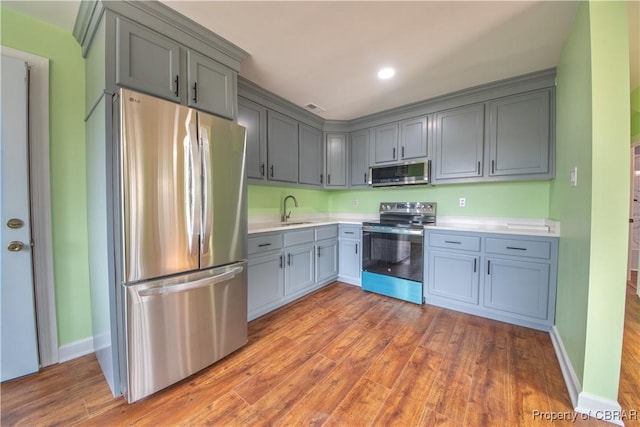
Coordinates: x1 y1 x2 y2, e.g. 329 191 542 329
570 166 578 187
459 197 466 208
351 199 359 207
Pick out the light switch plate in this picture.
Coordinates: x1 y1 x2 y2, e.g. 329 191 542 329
570 166 578 187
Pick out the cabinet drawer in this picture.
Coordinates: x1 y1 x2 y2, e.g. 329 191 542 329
285 229 315 247
485 238 551 259
315 225 338 241
339 225 361 239
248 234 283 255
428 233 481 252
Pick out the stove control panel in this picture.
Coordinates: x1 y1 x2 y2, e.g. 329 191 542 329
378 202 436 214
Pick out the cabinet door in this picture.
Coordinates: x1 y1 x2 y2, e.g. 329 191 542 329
248 251 284 316
316 240 338 283
298 124 323 186
484 257 550 320
434 104 484 180
427 250 479 305
400 116 428 160
238 98 267 180
350 129 370 187
116 18 180 102
187 50 235 119
325 133 347 187
488 91 550 177
372 123 399 164
285 244 315 295
267 110 298 183
339 239 360 281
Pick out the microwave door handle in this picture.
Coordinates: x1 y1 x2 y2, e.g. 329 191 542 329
201 126 211 256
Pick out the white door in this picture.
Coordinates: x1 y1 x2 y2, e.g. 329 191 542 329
0 54 39 381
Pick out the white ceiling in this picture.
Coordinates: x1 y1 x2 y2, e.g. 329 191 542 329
3 1 639 120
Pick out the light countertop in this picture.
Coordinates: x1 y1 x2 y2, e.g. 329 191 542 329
248 214 560 237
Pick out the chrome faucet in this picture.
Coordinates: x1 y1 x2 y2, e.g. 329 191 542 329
281 195 299 222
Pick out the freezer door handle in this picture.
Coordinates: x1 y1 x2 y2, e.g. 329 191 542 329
200 126 212 256
137 266 244 297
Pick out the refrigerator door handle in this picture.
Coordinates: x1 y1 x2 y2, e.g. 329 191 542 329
200 126 212 256
137 266 244 297
185 116 200 256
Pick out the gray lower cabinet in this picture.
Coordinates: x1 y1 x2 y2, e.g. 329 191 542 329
299 124 323 186
238 98 267 180
325 133 347 187
247 225 339 320
434 104 485 181
115 16 236 119
338 225 361 285
267 110 299 183
424 230 558 331
487 90 551 178
350 129 370 187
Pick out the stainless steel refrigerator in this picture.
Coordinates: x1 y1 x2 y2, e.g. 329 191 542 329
118 88 247 403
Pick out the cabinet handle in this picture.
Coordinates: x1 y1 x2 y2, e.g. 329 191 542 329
260 164 265 177
473 258 477 273
401 146 405 158
328 174 331 185
258 243 272 248
317 247 321 258
392 147 396 159
344 231 354 235
355 243 358 254
487 260 491 275
444 240 462 244
320 174 323 184
270 165 274 177
477 161 481 175
428 160 432 182
174 75 179 97
279 254 283 269
506 246 527 251
287 253 291 266
364 172 367 183
491 160 495 175
192 82 198 103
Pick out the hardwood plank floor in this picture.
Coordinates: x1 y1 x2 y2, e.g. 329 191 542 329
1 282 626 426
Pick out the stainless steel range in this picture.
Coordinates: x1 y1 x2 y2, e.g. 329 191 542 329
361 202 436 304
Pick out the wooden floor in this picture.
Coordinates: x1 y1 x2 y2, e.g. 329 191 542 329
2 282 635 426
619 280 640 424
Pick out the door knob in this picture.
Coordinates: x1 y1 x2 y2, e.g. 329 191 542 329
7 218 24 229
7 241 24 252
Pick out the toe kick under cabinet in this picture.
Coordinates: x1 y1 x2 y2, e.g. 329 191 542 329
424 230 558 331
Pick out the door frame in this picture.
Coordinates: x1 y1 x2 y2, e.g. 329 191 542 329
2 46 58 366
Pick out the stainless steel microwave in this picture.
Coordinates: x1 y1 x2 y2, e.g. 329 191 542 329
368 160 430 187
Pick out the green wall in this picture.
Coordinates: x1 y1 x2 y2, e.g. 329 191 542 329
248 184 330 217
632 86 640 138
1 9 92 346
551 0 629 402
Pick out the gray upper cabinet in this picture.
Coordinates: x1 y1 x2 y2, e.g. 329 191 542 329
487 90 551 177
434 104 485 181
115 17 236 120
350 129 370 187
267 110 299 183
238 98 267 180
325 133 347 187
299 124 323 186
372 123 399 164
399 116 428 160
116 17 180 102
187 50 235 119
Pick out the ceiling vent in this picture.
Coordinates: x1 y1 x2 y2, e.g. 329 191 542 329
304 102 326 113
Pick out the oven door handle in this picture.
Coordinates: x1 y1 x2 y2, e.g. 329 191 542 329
361 225 424 236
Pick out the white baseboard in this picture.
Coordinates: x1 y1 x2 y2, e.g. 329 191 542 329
549 326 581 407
550 326 625 426
576 392 624 426
58 336 94 363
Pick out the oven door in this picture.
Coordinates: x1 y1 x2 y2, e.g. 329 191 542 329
361 225 423 282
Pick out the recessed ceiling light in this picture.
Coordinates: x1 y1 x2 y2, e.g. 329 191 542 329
377 67 395 80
